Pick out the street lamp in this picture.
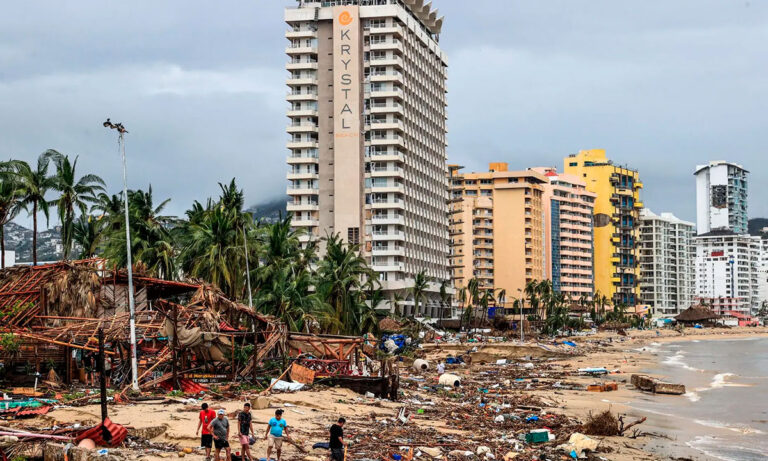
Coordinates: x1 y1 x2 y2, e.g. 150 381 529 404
103 119 139 391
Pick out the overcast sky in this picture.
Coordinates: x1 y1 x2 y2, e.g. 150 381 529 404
2 0 766 229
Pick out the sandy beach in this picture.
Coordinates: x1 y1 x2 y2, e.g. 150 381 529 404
11 326 768 461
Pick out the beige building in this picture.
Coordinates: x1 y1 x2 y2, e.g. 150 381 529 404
532 168 595 301
285 0 450 317
448 163 547 306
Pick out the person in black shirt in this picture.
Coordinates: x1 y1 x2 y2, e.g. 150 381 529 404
328 417 346 461
237 402 254 461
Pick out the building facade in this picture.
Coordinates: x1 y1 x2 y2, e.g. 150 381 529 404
531 167 595 301
284 0 450 316
638 209 695 316
694 161 749 235
448 163 547 305
694 231 761 316
563 149 642 306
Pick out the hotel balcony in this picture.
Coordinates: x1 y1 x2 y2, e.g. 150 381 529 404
371 247 406 257
286 61 318 71
286 186 318 195
285 45 317 55
287 202 319 212
286 91 318 101
372 231 405 241
286 153 319 164
286 123 319 133
287 109 318 117
286 140 319 149
285 29 317 39
287 172 319 180
292 218 319 227
371 215 405 226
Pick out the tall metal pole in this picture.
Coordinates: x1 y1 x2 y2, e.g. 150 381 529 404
119 132 140 391
243 226 253 308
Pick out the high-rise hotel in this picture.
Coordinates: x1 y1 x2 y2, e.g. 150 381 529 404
284 0 450 316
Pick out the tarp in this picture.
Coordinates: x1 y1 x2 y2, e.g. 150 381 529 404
269 379 304 392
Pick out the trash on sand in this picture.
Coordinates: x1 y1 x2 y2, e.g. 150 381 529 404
524 429 552 443
562 341 577 347
269 379 305 392
417 447 442 458
438 373 461 387
587 382 618 392
413 359 430 371
578 367 608 375
556 433 599 458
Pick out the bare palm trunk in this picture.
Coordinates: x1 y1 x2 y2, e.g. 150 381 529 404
32 202 38 265
1 225 5 268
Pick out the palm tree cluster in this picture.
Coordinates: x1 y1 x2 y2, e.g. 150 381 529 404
1 150 105 266
1 152 384 335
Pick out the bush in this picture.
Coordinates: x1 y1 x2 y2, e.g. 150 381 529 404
582 410 620 436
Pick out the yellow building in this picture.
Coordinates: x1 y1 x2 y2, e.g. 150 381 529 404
448 163 547 305
563 149 642 306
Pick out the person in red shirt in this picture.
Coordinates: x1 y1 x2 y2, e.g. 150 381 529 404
196 403 217 461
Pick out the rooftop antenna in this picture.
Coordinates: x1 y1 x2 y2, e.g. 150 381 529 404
102 118 139 392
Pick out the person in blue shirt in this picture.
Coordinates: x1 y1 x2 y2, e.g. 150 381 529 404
264 409 289 461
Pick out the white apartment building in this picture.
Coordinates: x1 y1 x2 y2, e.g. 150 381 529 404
758 236 768 309
694 231 761 316
694 161 749 235
638 209 695 316
284 0 450 317
1 250 15 269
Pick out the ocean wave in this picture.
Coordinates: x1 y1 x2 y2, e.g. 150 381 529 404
686 436 767 461
695 372 752 392
693 419 765 435
684 391 700 402
663 352 701 371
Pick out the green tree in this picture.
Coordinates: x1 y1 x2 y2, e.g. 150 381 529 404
315 234 374 335
0 162 23 268
412 270 432 318
13 151 58 265
72 214 105 259
49 153 105 259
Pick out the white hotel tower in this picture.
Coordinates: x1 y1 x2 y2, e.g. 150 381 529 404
284 0 451 317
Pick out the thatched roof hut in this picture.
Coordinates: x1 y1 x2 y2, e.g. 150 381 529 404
675 305 720 324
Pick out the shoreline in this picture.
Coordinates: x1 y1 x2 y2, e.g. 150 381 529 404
548 327 768 460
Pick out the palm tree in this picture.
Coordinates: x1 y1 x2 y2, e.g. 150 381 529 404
439 279 450 322
72 214 104 259
50 154 106 259
456 286 467 332
0 162 23 268
315 234 373 334
464 277 480 331
103 187 176 279
254 263 322 332
178 205 241 296
13 151 58 265
411 270 432 318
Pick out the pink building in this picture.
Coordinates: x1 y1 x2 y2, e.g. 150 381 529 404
532 167 596 301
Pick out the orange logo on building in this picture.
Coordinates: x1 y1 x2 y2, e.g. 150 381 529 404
339 11 353 26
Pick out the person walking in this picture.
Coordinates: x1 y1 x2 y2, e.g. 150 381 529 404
328 417 347 461
196 403 217 461
207 409 231 461
237 402 255 461
264 409 289 461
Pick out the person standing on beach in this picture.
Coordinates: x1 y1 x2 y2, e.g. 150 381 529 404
265 409 289 461
207 409 231 461
196 403 217 461
437 361 445 375
328 417 347 461
237 402 255 461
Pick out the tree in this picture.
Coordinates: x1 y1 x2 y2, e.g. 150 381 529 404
49 153 105 259
103 187 176 280
439 279 451 322
72 214 104 259
315 234 375 334
0 162 23 268
412 270 432 318
13 151 58 265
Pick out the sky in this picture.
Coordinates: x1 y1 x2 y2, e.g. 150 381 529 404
1 0 767 229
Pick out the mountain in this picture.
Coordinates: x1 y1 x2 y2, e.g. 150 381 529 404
3 222 65 262
748 218 768 236
247 198 286 224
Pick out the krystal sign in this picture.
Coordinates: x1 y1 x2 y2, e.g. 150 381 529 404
332 6 362 242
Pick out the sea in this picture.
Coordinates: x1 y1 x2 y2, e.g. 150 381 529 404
626 337 768 460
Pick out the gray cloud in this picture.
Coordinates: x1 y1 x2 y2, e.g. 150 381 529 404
1 0 767 229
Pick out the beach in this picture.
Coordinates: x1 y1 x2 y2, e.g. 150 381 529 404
12 326 768 461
